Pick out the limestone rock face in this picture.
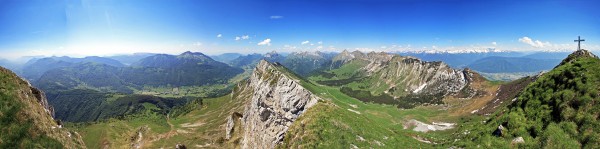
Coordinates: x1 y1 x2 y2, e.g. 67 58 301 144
238 60 320 149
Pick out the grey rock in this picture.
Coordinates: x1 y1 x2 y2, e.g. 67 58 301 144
225 112 243 140
512 137 525 144
238 60 320 149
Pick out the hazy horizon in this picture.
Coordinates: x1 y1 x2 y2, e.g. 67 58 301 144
1 0 599 60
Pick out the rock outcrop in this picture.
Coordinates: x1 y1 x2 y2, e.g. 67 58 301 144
237 60 320 148
225 112 243 140
30 86 55 117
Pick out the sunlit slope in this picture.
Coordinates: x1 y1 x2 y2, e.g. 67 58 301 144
456 50 600 148
0 67 86 148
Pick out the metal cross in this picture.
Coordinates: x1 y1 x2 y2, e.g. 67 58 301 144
574 36 585 50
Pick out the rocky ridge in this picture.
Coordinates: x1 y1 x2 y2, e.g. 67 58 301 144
332 51 472 98
235 60 321 148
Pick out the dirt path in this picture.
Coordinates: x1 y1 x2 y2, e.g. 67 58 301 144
146 115 179 146
167 114 174 132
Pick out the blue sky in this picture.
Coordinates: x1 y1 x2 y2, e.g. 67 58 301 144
0 0 599 59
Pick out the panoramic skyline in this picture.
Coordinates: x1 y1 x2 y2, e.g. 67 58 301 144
1 0 599 59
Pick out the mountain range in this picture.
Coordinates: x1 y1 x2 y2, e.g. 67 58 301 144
35 51 243 93
467 56 560 73
21 56 125 81
2 49 599 148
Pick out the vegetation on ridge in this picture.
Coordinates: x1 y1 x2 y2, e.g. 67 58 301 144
455 51 600 148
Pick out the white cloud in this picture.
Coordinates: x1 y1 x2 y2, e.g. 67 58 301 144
270 16 283 19
519 37 551 48
318 41 323 45
193 42 202 46
235 35 249 41
258 38 271 46
492 42 497 46
301 41 310 45
283 44 297 49
217 34 222 38
317 45 323 49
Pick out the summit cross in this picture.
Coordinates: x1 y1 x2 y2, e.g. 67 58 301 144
574 36 585 51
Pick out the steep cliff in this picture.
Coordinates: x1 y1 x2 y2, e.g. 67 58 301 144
233 60 321 148
0 67 86 148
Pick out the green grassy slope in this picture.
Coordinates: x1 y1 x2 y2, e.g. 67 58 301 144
1 67 85 148
455 51 600 148
281 83 455 148
279 62 470 148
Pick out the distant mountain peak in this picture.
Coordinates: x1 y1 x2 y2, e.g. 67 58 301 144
180 51 207 56
401 48 507 54
264 51 281 58
290 51 324 58
266 50 278 54
178 51 213 60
